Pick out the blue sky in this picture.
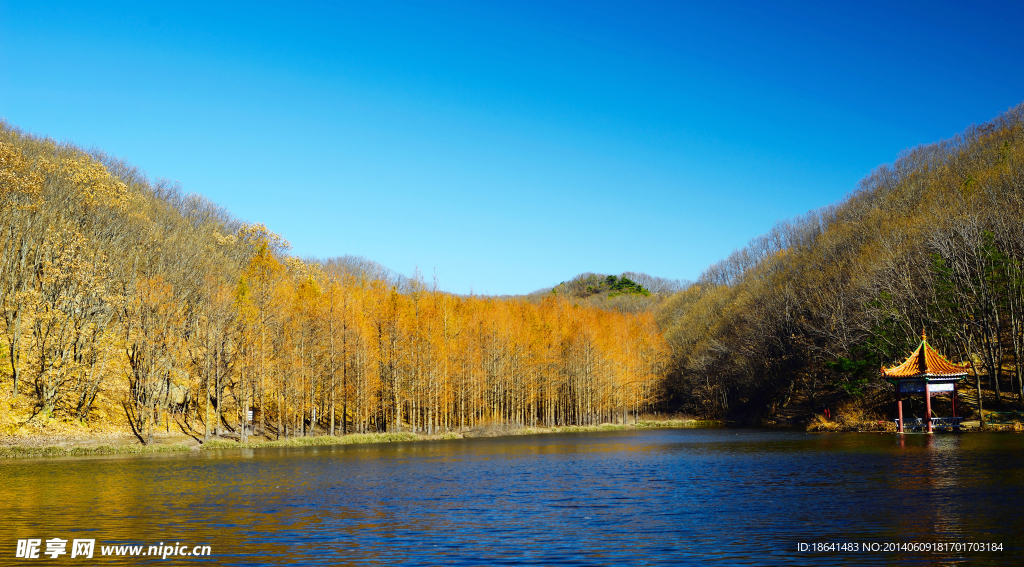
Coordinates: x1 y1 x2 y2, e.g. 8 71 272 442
2 1 1023 294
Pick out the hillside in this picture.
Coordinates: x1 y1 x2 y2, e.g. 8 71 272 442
9 100 1023 437
525 272 687 313
0 123 668 443
657 103 1024 424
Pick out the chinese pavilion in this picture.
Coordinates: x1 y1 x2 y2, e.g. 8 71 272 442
881 331 969 433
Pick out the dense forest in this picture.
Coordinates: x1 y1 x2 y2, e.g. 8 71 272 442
6 102 1024 438
0 122 668 443
656 103 1024 422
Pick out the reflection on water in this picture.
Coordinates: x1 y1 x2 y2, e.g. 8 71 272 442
2 430 1022 565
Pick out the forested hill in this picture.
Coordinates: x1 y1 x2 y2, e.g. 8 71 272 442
656 103 1024 422
525 272 688 313
0 122 668 441
8 100 1024 436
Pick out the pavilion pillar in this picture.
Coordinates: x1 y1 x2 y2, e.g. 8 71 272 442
952 382 957 419
925 382 933 433
896 387 904 434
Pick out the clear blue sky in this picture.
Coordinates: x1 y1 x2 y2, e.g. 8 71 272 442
2 1 1023 295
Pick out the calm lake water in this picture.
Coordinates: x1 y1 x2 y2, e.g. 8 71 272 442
2 429 1022 565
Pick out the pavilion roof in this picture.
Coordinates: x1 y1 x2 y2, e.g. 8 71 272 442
881 331 969 379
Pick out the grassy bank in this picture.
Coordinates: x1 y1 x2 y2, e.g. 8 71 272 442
201 431 426 450
1 418 720 459
203 419 720 450
802 393 1024 433
0 443 194 459
806 414 897 433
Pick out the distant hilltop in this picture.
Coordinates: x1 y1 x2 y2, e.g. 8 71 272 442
526 272 689 313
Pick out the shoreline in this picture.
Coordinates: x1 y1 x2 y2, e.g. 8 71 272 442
0 419 720 460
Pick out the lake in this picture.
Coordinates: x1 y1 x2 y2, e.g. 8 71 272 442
2 429 1022 565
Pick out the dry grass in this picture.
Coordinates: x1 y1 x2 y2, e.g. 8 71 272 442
807 404 896 432
1 411 722 459
0 443 192 459
980 419 1024 432
201 432 421 450
463 416 718 438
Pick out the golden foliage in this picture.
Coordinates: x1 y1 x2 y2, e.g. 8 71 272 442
0 123 669 441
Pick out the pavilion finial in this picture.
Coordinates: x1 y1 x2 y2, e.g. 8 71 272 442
922 328 927 342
